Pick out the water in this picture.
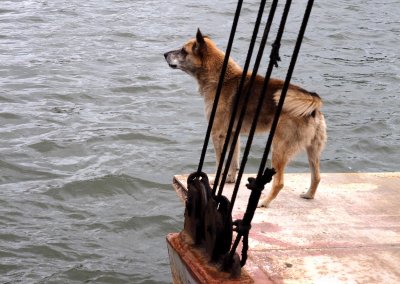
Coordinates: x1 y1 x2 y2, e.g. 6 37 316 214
0 0 399 282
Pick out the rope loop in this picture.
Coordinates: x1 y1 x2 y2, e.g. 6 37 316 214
270 41 281 67
187 171 212 202
187 171 209 183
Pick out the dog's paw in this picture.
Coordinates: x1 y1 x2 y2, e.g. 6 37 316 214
225 174 236 184
300 192 314 199
257 197 270 208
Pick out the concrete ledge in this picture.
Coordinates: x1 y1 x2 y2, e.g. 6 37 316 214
171 172 400 283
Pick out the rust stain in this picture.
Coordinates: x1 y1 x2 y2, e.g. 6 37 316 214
167 232 255 284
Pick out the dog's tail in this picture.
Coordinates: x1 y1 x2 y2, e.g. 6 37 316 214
273 89 323 117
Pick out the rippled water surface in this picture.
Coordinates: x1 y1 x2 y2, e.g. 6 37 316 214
0 0 399 283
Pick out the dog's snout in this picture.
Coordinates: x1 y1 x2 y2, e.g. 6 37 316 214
164 50 179 69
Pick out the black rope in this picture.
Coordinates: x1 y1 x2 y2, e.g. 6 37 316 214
227 0 315 267
197 0 243 176
217 0 279 200
211 0 270 195
228 0 292 213
258 0 315 182
230 220 251 267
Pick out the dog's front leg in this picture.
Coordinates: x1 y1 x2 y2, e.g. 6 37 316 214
210 131 239 184
211 131 224 170
226 135 239 183
210 131 224 184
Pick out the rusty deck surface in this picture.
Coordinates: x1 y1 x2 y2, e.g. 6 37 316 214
172 172 400 283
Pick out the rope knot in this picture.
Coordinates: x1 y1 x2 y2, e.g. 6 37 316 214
246 168 276 192
233 219 251 267
233 219 251 236
270 41 281 67
246 177 264 192
261 167 276 184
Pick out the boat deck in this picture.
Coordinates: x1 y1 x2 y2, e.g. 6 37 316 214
172 172 400 283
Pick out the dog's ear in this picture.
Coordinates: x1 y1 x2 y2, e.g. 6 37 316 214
196 28 205 45
194 28 206 55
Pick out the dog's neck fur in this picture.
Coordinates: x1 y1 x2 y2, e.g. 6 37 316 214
195 42 242 101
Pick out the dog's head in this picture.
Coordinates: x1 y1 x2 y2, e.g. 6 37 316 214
164 29 209 77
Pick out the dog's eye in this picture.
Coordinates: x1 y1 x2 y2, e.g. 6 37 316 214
181 48 188 55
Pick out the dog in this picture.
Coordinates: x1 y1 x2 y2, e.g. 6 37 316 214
164 29 327 208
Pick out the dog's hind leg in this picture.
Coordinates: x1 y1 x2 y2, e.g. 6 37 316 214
300 145 321 199
258 149 289 208
301 118 326 199
300 136 325 199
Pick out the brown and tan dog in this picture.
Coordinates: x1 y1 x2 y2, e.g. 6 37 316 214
164 29 327 208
